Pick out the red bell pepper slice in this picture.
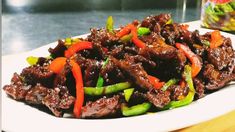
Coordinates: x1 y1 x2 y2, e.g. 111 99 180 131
49 57 67 74
64 41 93 58
148 75 165 89
210 30 223 49
70 60 84 118
49 58 84 118
176 43 202 77
116 24 146 48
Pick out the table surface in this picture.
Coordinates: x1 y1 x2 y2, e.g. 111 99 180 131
2 8 200 55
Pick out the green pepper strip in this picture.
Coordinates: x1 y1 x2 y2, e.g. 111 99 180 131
166 19 173 25
26 56 39 66
106 16 114 33
124 88 134 102
161 78 179 91
96 58 109 87
84 82 131 96
201 40 210 47
120 33 133 42
137 27 150 36
121 102 151 116
164 65 195 109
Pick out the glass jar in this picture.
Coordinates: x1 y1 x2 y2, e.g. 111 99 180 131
201 0 235 31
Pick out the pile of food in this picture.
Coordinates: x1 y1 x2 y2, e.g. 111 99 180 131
3 14 235 118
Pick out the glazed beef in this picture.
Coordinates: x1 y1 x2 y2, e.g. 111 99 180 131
161 24 182 45
3 73 31 100
54 62 71 87
111 57 154 90
25 83 48 104
168 85 188 101
81 95 121 118
146 90 171 108
21 65 56 88
141 13 171 31
42 86 75 117
48 40 67 58
193 78 205 99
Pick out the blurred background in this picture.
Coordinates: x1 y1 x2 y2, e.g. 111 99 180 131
2 0 202 55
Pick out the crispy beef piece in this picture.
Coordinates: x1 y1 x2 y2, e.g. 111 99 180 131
203 64 235 90
140 32 160 45
146 90 171 108
3 73 31 100
54 62 71 87
25 83 48 104
206 74 235 90
207 47 232 70
100 59 125 85
123 46 139 55
42 86 75 117
81 95 121 118
193 78 205 99
110 45 124 59
48 40 67 58
83 59 102 87
168 85 188 101
139 42 177 60
141 14 171 30
88 28 119 48
124 54 156 69
161 24 182 45
21 65 56 88
111 57 154 90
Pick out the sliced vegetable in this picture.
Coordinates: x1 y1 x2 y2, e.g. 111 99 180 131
106 16 114 33
210 30 224 49
116 24 146 48
26 56 39 66
70 60 84 118
121 102 151 116
64 41 93 58
201 40 210 46
84 82 131 96
96 58 109 87
137 27 150 36
161 78 179 91
124 88 134 102
64 38 80 47
166 19 173 25
148 75 165 89
164 65 195 109
49 57 67 74
120 34 133 42
176 43 202 77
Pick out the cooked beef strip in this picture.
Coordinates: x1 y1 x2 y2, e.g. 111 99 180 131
3 73 31 100
25 83 48 104
21 65 56 88
81 95 121 118
146 90 171 108
193 78 205 99
42 86 75 117
161 24 182 45
111 57 154 90
48 40 67 58
168 85 188 101
141 13 171 31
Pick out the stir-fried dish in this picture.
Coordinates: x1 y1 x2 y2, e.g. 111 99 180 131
3 14 235 118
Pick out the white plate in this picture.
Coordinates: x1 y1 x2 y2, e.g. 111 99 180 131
2 21 235 132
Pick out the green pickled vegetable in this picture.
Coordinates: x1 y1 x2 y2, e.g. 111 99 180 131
137 27 150 36
164 65 195 109
166 19 173 25
161 78 179 91
120 33 133 42
96 58 109 87
26 56 39 66
218 3 234 12
121 102 151 116
201 40 210 46
106 16 114 33
230 2 235 9
124 88 134 102
84 82 131 96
